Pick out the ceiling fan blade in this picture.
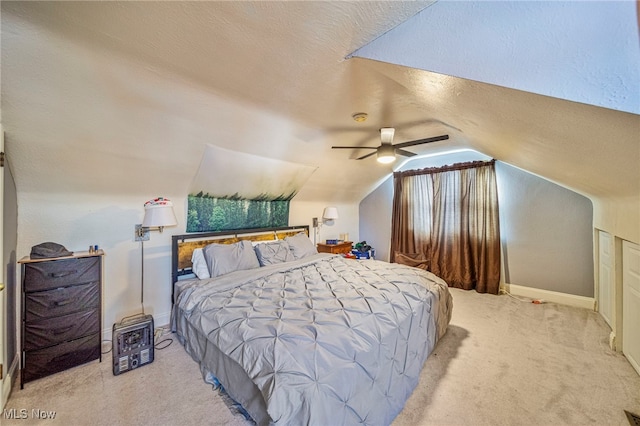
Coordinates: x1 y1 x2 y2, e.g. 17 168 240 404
357 151 378 160
331 146 378 149
393 134 449 149
395 148 417 157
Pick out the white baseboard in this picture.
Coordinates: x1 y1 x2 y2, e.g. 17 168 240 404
503 283 596 310
102 310 171 341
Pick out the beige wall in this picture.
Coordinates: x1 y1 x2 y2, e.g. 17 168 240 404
289 200 359 246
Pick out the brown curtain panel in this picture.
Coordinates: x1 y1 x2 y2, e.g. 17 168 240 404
391 160 501 294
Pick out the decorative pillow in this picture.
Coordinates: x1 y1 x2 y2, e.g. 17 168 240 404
285 232 317 260
203 240 261 278
254 240 294 266
191 248 211 279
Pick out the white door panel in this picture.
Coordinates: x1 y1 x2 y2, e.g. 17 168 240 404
623 240 640 375
598 231 613 327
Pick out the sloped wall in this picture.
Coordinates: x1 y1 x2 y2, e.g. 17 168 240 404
359 151 594 297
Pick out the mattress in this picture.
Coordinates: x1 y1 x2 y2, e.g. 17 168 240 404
172 253 452 425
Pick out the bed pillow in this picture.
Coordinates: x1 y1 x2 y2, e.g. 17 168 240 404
254 240 295 266
191 248 211 279
203 240 261 278
285 232 317 259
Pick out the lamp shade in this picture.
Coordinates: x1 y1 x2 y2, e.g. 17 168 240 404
142 197 177 228
322 206 339 220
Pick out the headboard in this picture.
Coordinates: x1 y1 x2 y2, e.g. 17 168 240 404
171 225 309 302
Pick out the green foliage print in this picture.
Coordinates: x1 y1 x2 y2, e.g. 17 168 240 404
186 192 291 232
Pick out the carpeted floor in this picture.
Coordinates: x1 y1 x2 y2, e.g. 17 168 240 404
4 288 640 425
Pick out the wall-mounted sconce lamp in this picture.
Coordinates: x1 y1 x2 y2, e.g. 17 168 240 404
135 197 178 241
134 197 177 313
312 206 339 244
322 206 339 222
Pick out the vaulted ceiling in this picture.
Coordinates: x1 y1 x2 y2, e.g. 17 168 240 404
2 1 639 207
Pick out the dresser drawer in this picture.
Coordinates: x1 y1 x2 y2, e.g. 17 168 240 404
24 257 100 292
22 333 100 382
24 309 99 351
25 282 99 321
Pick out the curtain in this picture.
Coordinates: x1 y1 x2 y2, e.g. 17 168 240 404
391 160 501 294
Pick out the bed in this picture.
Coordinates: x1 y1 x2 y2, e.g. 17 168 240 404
171 226 453 425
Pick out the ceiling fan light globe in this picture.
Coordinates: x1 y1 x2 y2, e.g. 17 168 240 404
377 155 396 164
376 144 395 163
377 144 396 163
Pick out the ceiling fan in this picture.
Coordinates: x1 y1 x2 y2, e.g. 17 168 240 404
331 128 449 164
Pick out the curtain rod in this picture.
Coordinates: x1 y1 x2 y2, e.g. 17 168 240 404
394 159 496 178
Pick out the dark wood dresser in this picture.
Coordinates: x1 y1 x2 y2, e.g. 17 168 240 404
18 250 104 387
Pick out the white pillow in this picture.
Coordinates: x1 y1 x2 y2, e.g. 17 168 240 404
191 248 211 279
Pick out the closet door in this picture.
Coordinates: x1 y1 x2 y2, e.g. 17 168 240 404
622 240 640 375
598 231 613 327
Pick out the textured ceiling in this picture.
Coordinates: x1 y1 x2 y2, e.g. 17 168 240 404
1 1 638 206
354 1 640 115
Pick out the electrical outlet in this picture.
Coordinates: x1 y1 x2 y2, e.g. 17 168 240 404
312 217 318 228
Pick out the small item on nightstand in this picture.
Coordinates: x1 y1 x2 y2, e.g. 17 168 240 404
89 245 94 253
326 239 338 245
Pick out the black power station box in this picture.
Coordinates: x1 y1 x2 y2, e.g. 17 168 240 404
112 314 154 375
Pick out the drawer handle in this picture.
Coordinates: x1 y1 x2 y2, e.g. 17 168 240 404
52 325 75 336
50 270 77 278
54 299 73 307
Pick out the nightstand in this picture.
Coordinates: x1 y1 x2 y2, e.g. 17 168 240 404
317 241 353 255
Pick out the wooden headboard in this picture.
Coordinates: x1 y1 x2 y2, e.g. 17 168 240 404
171 225 309 302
